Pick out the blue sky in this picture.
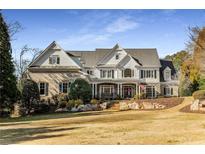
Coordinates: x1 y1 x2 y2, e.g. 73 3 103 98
2 9 205 58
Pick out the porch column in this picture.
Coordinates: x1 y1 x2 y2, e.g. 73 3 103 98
94 83 97 98
92 84 94 98
136 83 138 95
139 85 141 98
117 83 120 96
98 86 101 98
120 83 122 98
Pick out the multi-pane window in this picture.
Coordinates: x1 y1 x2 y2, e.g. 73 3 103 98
100 70 114 78
102 70 106 78
49 55 60 64
87 70 93 75
59 82 71 93
164 87 173 96
108 70 112 78
39 82 48 96
140 70 157 79
146 86 156 98
164 70 171 81
122 69 134 78
124 69 131 77
116 54 119 60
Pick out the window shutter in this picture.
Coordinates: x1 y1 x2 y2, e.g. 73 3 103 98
38 83 40 93
140 70 143 78
154 70 157 78
49 57 52 64
57 57 60 64
112 70 114 78
171 88 173 95
131 70 134 77
45 83 49 96
59 83 62 93
164 87 166 95
100 70 102 78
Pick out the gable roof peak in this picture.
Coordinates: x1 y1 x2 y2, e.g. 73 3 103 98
113 43 123 51
49 41 63 50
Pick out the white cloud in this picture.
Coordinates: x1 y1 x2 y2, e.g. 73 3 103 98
58 33 111 46
46 28 67 34
105 16 139 33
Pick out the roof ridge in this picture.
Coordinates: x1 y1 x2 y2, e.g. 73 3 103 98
160 58 173 61
96 48 157 50
66 50 95 52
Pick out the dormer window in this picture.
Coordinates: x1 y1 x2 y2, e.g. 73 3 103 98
87 70 93 75
49 55 60 64
116 54 119 60
164 67 171 81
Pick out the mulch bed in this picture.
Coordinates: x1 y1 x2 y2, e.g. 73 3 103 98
110 97 184 110
135 97 184 109
180 104 205 114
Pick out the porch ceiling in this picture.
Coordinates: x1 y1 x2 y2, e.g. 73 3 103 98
89 78 139 83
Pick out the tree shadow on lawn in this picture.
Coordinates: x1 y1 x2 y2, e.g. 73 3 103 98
0 126 82 145
0 110 117 123
0 122 30 127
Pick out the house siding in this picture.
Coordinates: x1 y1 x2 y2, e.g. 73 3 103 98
27 42 179 99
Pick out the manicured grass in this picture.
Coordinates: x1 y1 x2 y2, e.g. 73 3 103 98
1 97 205 144
0 110 117 123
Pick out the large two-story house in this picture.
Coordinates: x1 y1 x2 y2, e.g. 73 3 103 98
26 41 179 100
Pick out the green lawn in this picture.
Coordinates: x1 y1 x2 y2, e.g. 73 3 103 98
1 97 205 145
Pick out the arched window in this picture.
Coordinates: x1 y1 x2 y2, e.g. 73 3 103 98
124 69 132 77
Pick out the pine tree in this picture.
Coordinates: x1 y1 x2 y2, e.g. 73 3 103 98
0 12 18 114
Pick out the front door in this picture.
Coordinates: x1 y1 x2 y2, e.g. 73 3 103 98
100 85 114 99
146 86 156 98
123 86 134 98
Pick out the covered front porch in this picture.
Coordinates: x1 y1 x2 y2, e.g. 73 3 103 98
91 82 158 99
91 82 137 99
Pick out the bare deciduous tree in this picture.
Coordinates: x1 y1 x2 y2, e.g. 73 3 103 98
14 45 41 79
7 21 23 41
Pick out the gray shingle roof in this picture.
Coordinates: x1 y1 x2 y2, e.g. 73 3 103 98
66 48 161 68
160 59 176 82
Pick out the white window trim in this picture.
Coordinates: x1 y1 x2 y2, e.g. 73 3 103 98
122 69 134 78
164 86 173 96
49 55 60 65
164 67 171 81
100 69 114 79
140 69 157 79
59 81 71 93
100 85 115 98
39 82 48 96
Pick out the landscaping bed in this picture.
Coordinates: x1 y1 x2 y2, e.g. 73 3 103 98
110 97 184 110
135 97 184 109
180 104 205 114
